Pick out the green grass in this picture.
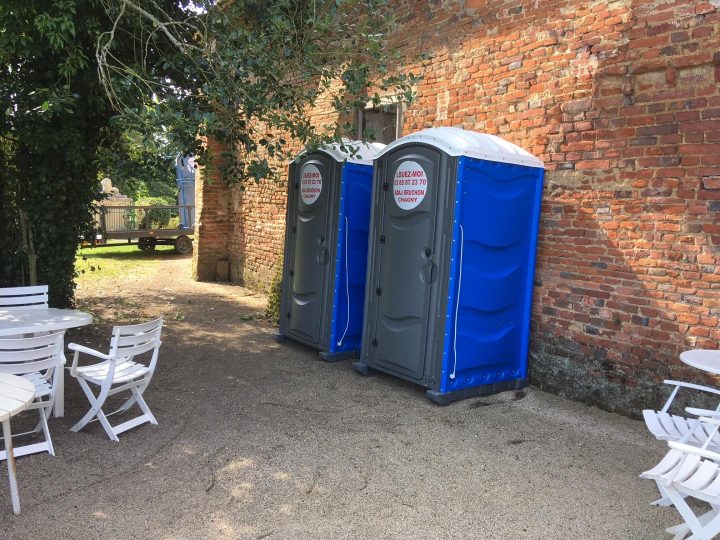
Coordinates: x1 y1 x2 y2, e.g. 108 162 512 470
76 242 181 283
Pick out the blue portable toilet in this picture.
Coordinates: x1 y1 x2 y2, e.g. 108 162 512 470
277 140 385 361
175 155 196 229
353 127 545 404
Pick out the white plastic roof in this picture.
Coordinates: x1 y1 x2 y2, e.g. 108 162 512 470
377 127 544 168
300 139 386 165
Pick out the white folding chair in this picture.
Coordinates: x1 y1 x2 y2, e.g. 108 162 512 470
643 380 720 450
68 318 163 442
0 286 49 310
0 332 64 460
641 417 720 540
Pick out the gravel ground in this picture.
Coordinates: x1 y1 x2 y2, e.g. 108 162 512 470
1 255 677 539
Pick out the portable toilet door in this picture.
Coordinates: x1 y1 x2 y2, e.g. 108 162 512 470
353 127 545 404
277 140 385 361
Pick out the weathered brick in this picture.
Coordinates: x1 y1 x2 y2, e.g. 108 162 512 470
195 0 720 417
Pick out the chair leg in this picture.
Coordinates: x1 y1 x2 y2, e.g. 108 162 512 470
95 409 119 443
71 378 156 442
665 523 690 540
30 419 42 435
131 386 157 425
116 378 152 415
70 378 120 442
116 393 138 414
70 378 107 433
666 488 708 538
2 419 20 515
694 512 720 539
38 407 55 457
53 356 65 418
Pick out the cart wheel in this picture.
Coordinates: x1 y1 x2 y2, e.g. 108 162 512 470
138 238 157 252
174 235 193 255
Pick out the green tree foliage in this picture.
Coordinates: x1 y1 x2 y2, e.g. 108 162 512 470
265 256 284 324
0 0 187 305
1 0 420 306
1 1 111 305
95 122 178 203
98 0 421 182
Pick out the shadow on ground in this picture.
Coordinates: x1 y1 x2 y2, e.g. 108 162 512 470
79 247 192 261
0 259 677 539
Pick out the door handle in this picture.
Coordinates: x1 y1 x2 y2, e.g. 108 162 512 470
318 246 329 265
423 262 437 284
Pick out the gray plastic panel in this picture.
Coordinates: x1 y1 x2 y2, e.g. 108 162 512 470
363 146 444 383
280 153 337 348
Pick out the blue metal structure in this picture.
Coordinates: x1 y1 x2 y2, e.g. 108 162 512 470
175 155 196 229
278 141 384 361
354 127 545 403
327 162 374 356
436 156 544 401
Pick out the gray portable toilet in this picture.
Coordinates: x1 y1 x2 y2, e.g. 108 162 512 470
354 127 545 404
277 140 385 361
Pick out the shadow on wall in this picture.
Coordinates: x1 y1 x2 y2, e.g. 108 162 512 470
189 0 720 416
388 0 720 415
226 77 353 291
528 0 720 416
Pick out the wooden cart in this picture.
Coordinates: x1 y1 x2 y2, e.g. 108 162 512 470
96 205 194 254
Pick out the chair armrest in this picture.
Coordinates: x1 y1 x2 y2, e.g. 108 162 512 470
67 343 112 360
668 441 720 461
686 408 720 418
664 380 720 397
658 380 720 413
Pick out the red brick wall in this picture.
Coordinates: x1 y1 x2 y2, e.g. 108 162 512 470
196 0 720 414
227 179 288 288
225 91 343 290
192 139 231 281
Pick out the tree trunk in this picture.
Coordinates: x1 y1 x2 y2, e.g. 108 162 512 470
18 210 38 285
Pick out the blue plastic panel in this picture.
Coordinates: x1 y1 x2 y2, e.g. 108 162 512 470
176 155 196 229
177 180 195 229
329 162 373 353
439 156 544 393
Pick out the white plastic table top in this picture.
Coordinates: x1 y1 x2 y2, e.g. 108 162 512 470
0 308 92 337
680 350 720 376
0 308 92 418
0 374 35 422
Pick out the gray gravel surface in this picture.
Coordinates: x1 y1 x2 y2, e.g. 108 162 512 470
0 257 676 539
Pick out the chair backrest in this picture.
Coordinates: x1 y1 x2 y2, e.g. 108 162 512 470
0 332 64 377
0 285 49 310
109 318 163 370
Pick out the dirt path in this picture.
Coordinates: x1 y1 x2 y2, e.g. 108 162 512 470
75 255 267 341
1 255 677 539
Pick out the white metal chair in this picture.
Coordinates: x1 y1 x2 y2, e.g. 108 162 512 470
0 332 64 460
0 286 49 310
67 318 163 442
641 417 720 540
643 380 720 450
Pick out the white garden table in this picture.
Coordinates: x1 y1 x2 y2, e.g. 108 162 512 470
680 349 720 376
0 308 92 417
0 373 35 514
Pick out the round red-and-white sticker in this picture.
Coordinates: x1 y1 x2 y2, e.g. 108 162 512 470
393 161 428 210
300 164 322 204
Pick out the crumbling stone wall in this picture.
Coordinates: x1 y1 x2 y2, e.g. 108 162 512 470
195 0 720 415
192 138 231 282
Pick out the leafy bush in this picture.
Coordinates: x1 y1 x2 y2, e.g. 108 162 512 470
264 258 284 325
134 196 177 229
0 1 191 307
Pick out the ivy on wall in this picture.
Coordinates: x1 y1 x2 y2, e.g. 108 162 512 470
0 0 190 306
1 1 109 305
